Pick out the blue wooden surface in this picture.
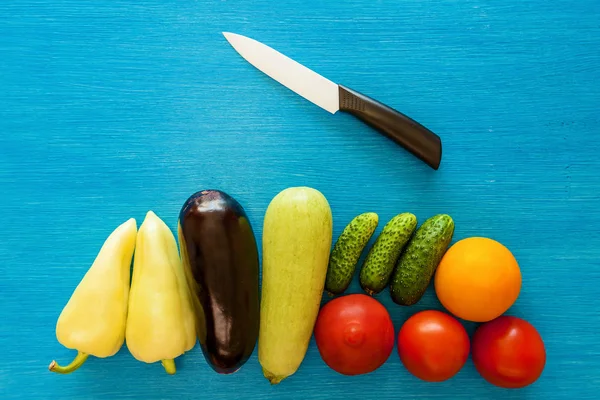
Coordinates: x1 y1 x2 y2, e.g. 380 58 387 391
1 0 599 398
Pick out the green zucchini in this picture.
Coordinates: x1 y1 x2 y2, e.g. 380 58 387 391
258 187 333 385
390 214 454 306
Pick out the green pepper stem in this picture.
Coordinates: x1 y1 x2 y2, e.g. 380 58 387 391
49 351 89 374
161 359 176 375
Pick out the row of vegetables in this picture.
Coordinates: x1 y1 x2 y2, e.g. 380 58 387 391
50 186 546 389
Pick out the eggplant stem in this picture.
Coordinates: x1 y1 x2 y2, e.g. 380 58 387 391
161 359 176 375
49 351 89 374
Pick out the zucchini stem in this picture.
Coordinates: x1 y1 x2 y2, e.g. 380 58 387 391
263 368 286 385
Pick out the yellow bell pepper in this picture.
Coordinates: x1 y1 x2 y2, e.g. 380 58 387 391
125 211 196 374
49 218 138 374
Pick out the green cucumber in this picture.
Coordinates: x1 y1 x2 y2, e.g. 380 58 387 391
359 213 417 296
325 212 379 295
390 214 454 306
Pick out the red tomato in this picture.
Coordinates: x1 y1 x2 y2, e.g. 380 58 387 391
472 316 546 388
314 294 395 375
397 310 470 382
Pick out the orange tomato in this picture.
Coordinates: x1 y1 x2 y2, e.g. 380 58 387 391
434 237 521 322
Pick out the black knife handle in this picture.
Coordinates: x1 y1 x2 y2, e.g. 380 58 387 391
338 85 442 170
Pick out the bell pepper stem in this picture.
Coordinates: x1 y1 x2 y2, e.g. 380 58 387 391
161 359 176 375
49 351 89 374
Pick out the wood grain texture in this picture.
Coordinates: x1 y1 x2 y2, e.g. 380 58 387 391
1 0 599 398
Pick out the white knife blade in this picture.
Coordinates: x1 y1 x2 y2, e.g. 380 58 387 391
223 32 339 114
222 32 443 170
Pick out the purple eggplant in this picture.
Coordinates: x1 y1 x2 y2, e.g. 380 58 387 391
177 189 259 374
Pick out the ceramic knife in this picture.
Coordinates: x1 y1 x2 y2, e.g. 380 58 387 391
223 32 442 170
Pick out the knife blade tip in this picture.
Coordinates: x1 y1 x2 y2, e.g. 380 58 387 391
222 32 238 41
